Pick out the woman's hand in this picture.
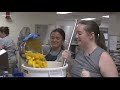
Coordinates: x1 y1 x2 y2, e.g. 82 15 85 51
81 69 90 77
62 50 71 60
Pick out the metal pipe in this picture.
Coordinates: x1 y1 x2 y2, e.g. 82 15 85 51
62 19 78 66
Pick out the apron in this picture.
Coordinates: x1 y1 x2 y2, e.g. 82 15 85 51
45 48 61 61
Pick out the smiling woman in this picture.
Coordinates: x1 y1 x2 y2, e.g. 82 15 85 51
42 28 66 61
61 20 118 77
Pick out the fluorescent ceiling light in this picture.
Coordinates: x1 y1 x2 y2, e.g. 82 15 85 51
81 18 96 21
102 15 109 18
56 12 72 14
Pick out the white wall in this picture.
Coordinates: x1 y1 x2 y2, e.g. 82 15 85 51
0 12 56 44
56 20 75 26
108 13 120 35
100 22 109 28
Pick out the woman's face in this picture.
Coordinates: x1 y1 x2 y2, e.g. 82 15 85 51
50 32 63 49
75 24 92 47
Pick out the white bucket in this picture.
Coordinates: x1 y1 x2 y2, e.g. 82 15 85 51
21 61 68 77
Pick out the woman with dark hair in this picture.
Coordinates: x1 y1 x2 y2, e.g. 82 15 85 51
62 20 118 77
0 26 17 74
43 28 66 61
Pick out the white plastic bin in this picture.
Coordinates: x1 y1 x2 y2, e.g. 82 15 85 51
21 61 68 77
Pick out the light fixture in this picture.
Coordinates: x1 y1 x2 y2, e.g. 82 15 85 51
56 12 72 14
102 15 109 18
81 18 96 21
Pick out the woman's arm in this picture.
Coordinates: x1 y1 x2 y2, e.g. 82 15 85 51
0 45 4 49
0 39 4 49
99 52 118 77
57 50 73 77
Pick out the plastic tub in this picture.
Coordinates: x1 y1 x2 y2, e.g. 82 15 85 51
21 61 68 77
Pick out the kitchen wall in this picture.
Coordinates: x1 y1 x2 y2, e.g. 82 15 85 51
109 13 120 35
0 12 56 43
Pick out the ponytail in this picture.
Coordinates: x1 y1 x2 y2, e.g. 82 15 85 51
97 32 107 51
